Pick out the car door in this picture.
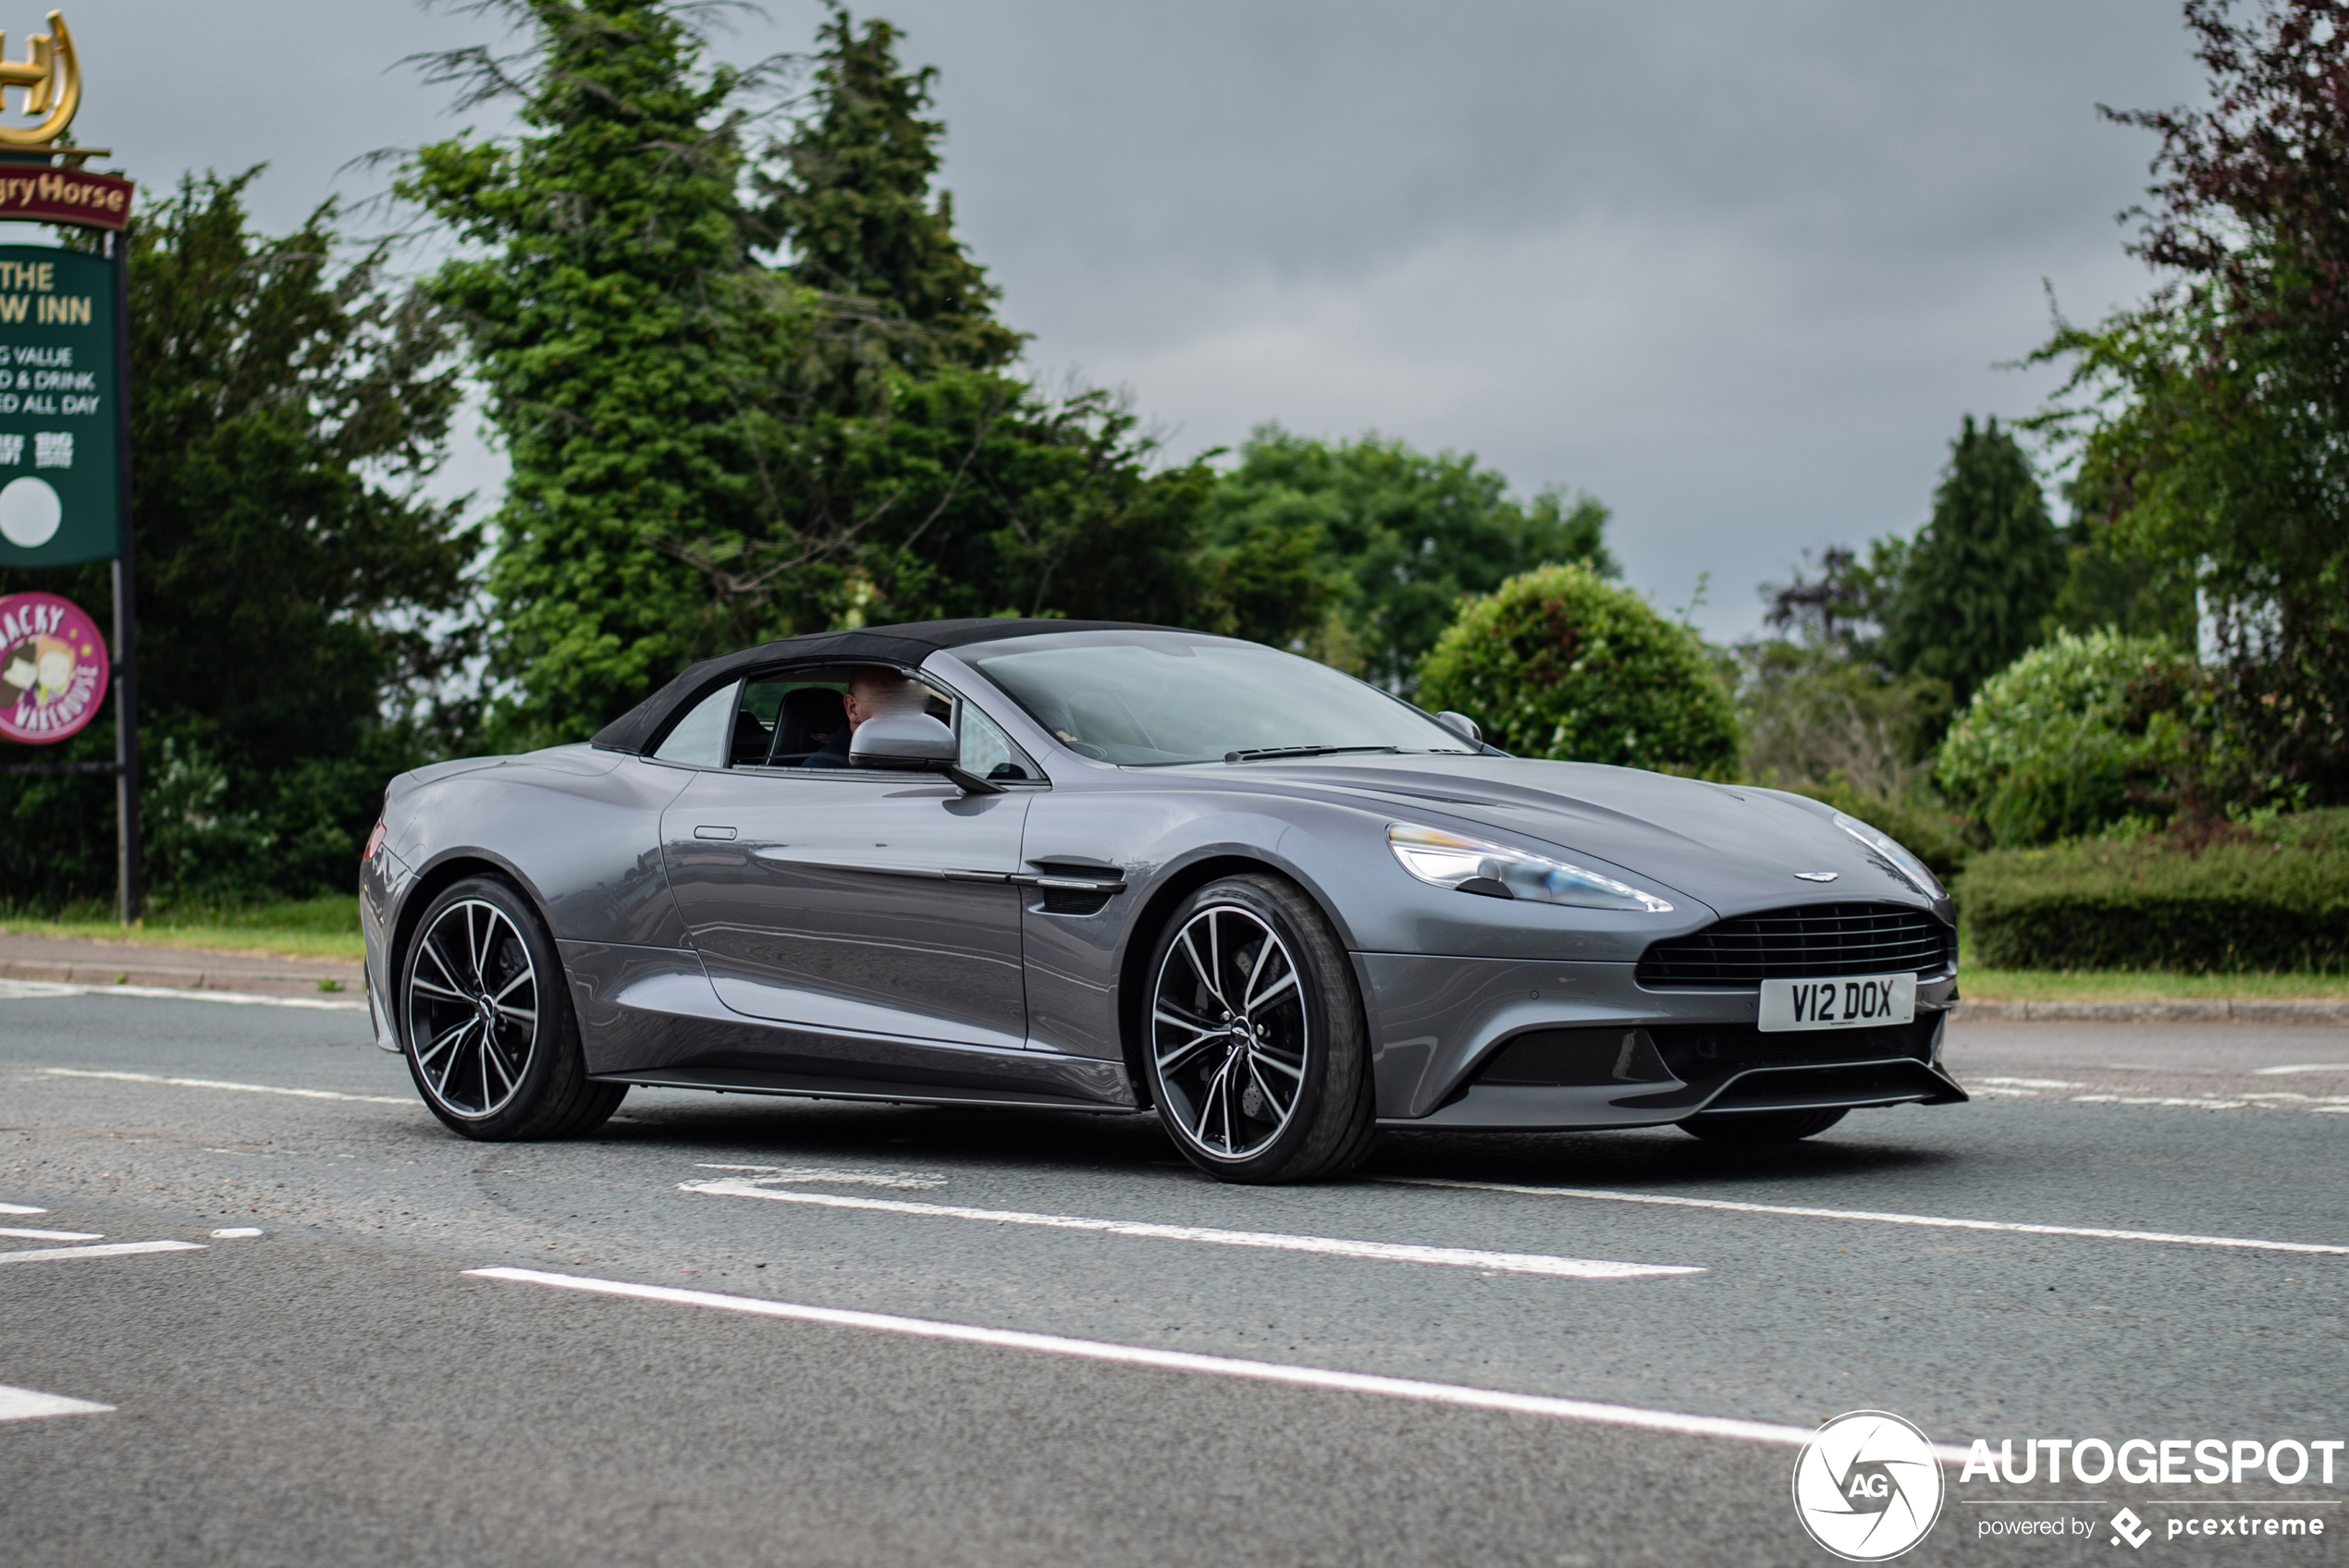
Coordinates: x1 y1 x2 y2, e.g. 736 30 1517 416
660 757 1034 1051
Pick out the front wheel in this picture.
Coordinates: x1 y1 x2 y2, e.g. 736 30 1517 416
399 876 624 1141
1142 873 1376 1183
1678 1107 1848 1144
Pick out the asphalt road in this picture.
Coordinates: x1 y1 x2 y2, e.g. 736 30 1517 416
2 984 2344 1566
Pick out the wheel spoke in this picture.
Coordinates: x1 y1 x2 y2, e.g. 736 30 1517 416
492 1004 537 1026
429 1019 477 1096
1249 1043 1304 1083
1177 927 1226 1009
1245 966 1297 1014
419 935 466 996
415 1016 471 1071
1242 934 1273 1011
474 907 498 986
491 968 534 1005
1154 1023 1224 1076
482 1032 518 1095
1247 1057 1294 1119
410 974 469 1003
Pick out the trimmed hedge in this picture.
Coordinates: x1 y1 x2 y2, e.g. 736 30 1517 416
1958 815 2349 973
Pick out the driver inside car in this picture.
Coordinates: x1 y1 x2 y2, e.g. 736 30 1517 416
803 667 924 767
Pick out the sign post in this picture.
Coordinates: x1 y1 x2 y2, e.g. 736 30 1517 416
0 9 140 921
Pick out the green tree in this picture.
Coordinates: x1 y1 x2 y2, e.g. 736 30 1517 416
1881 415 2065 709
754 6 1022 377
402 0 790 744
2034 0 2349 802
1199 424 1615 690
1418 563 1738 774
408 1 1211 741
0 171 471 905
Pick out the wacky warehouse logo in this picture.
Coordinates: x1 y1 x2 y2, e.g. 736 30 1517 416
0 589 105 744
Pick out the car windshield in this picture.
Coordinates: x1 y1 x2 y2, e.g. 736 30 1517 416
959 630 1477 766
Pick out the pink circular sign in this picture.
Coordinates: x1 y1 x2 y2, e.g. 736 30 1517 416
0 590 109 745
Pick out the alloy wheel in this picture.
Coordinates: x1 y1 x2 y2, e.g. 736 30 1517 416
1150 903 1310 1160
404 898 540 1120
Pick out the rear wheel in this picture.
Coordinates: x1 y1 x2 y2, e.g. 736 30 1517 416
1143 874 1376 1183
1679 1107 1847 1144
400 876 623 1141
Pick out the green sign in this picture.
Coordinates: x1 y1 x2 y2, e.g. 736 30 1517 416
0 244 117 568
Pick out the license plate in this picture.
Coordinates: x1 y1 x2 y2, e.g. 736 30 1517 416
1756 973 1916 1033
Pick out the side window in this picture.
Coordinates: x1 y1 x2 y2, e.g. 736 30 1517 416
739 677 850 767
957 701 1040 781
651 681 737 767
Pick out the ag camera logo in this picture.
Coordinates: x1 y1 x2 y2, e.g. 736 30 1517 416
1792 1410 1946 1561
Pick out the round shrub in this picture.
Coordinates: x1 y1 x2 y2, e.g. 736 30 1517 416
1934 630 2208 848
1417 563 1740 773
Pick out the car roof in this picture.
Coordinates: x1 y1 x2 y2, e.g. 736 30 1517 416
589 617 1181 754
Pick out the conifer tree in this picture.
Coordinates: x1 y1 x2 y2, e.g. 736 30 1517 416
402 0 792 741
1883 415 2065 709
756 7 1022 375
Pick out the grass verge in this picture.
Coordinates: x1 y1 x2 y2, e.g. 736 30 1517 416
0 892 364 963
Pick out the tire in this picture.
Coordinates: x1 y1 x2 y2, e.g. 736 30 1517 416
1678 1107 1847 1144
398 876 624 1141
1142 873 1377 1183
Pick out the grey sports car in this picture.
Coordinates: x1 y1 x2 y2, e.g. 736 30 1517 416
360 619 1964 1182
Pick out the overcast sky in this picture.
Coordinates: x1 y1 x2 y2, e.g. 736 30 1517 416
46 1 2207 638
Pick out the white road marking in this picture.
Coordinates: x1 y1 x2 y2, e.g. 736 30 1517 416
1380 1177 2349 1257
1970 1086 2043 1097
473 1268 1964 1459
38 1068 410 1105
1976 1077 2085 1089
2256 1063 2349 1075
0 977 366 1011
0 1227 101 1242
210 1228 263 1239
0 1202 45 1214
0 1240 205 1264
683 1177 1702 1280
2071 1095 2248 1109
0 1383 112 1422
693 1163 948 1190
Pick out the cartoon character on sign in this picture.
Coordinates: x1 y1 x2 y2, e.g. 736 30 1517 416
0 589 105 743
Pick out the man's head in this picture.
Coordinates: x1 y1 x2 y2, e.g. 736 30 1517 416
842 667 919 730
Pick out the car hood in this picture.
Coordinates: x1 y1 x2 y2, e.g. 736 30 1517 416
1219 754 1948 921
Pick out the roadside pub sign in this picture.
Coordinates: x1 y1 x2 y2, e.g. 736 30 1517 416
0 244 117 567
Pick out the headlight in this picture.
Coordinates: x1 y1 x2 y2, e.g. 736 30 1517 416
1387 823 1673 913
1833 811 1944 898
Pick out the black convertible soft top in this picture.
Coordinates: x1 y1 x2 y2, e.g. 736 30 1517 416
589 618 1176 755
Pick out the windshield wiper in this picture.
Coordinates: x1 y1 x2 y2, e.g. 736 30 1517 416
1223 744 1403 764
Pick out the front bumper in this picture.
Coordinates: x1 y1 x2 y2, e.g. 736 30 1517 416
1357 952 1961 1128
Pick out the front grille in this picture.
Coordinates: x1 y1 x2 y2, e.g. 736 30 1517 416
1636 902 1950 988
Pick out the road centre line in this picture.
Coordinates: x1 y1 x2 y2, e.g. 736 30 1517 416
1380 1177 2349 1256
681 1177 1701 1280
0 1383 113 1422
0 1202 47 1214
39 1068 410 1105
0 978 367 1011
0 1241 205 1264
475 1268 1957 1458
2257 1063 2349 1075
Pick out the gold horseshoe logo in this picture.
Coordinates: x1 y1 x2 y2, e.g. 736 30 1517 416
0 10 78 148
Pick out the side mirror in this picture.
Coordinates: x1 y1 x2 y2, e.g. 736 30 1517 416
850 713 958 768
1435 710 1482 744
849 713 1004 795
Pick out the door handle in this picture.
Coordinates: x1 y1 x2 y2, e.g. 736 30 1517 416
693 826 738 840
